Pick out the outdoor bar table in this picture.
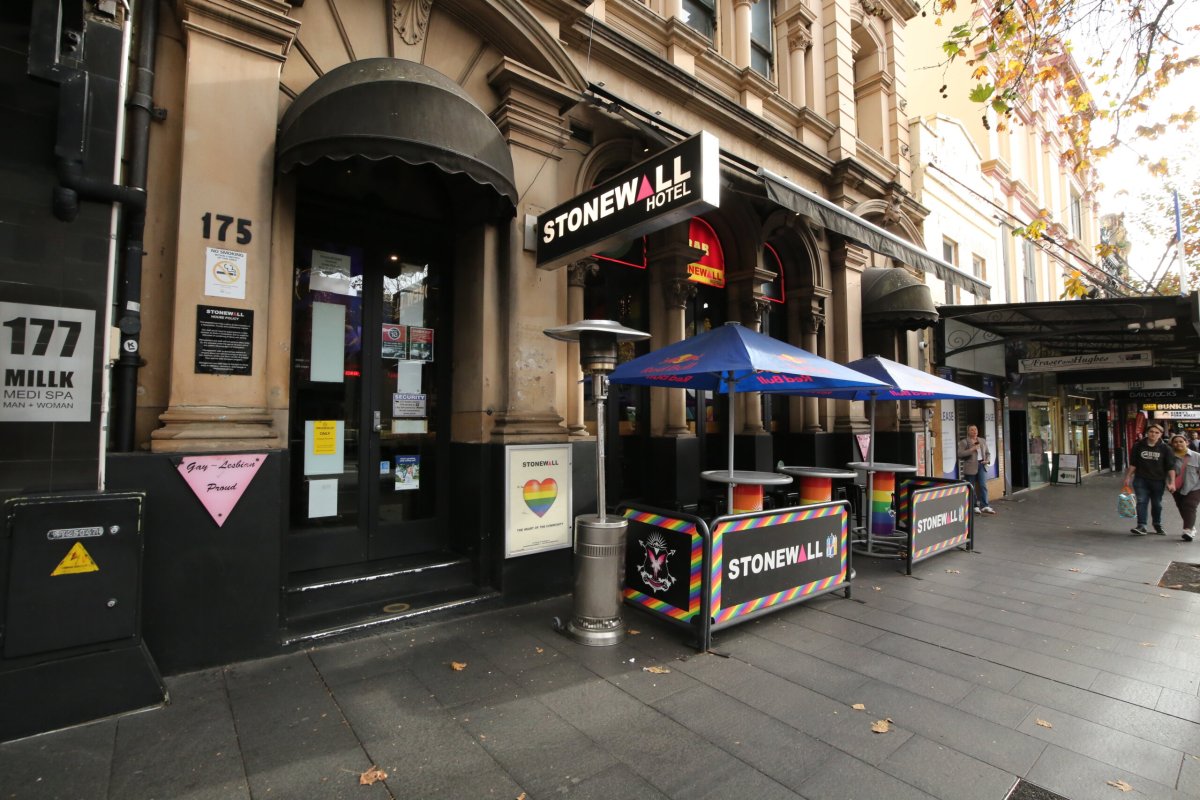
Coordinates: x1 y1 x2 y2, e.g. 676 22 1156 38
779 466 858 506
846 461 918 539
701 469 793 514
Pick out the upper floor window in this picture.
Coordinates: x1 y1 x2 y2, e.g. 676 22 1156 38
1069 191 1083 240
942 237 958 266
971 254 986 280
682 0 716 39
1022 239 1038 301
751 0 774 79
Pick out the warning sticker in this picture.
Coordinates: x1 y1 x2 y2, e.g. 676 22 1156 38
51 541 99 575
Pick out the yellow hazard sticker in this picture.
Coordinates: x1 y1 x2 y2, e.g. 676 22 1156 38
51 541 99 575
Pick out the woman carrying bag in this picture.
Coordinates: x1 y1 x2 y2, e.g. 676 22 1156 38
1168 433 1200 542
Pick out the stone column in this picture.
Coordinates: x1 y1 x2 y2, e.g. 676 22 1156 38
829 240 870 432
799 299 827 431
733 0 754 70
739 296 771 434
648 241 703 436
786 21 812 108
566 258 598 437
151 0 299 452
822 0 858 160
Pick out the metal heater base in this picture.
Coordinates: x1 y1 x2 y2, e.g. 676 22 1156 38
565 515 628 647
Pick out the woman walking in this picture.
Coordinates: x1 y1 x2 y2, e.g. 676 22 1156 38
1168 433 1200 542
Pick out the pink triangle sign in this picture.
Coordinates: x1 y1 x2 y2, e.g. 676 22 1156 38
856 434 871 461
176 454 267 527
636 175 654 202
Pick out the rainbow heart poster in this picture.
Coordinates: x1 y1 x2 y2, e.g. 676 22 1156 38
505 444 572 558
523 478 558 516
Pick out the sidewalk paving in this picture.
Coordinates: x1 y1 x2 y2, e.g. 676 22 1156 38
4 471 1200 800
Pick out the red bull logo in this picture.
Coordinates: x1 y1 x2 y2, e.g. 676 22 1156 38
661 353 700 365
755 374 814 385
777 354 811 365
641 353 701 375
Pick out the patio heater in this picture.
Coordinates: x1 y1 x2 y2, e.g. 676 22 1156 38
544 319 650 646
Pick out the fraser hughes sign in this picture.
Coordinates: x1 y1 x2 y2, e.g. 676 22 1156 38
1018 350 1152 374
536 132 720 267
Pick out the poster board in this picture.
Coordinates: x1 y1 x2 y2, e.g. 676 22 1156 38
504 444 572 558
1051 453 1081 485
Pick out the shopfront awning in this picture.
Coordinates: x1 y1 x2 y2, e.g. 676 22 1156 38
939 294 1200 385
861 267 939 329
277 58 517 216
758 169 991 301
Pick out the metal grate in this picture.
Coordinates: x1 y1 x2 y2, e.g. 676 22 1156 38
1006 779 1071 800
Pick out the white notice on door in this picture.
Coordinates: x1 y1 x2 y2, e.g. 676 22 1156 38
0 301 95 422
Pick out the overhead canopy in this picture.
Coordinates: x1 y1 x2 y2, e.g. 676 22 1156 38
861 267 939 330
758 169 991 301
277 58 517 217
939 294 1200 385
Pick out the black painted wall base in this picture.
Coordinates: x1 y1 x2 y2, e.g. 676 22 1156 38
0 642 164 742
645 436 700 509
734 433 774 472
106 452 284 675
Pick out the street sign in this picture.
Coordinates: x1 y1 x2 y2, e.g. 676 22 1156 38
1019 350 1153 374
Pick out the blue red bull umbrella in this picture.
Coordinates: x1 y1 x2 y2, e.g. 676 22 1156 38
609 322 887 511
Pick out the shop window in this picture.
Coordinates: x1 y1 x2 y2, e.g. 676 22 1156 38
750 0 774 79
681 0 716 38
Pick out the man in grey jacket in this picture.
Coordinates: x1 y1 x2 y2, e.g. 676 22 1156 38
957 424 995 514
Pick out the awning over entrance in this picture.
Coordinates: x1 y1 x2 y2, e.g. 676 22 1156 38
939 294 1200 385
861 267 939 329
758 169 991 301
277 58 517 216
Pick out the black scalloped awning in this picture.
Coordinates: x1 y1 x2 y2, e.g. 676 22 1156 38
861 267 939 330
277 58 517 219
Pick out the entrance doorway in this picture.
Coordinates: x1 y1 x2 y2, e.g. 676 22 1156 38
287 163 451 572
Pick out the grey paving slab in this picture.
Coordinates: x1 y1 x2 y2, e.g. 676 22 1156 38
1016 703 1184 786
1179 754 1200 796
109 669 249 800
843 679 1046 776
1009 674 1200 753
675 650 915 765
456 692 618 798
557 762 672 800
1156 688 1200 725
783 604 888 645
0 719 115 800
796 749 937 800
225 651 385 799
405 635 526 709
710 629 874 699
1089 671 1165 710
866 631 1025 692
954 685 1038 729
653 683 838 788
306 631 406 687
331 669 524 800
879 733 1018 800
1024 743 1189 800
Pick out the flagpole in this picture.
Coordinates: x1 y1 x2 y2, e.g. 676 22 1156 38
1175 191 1188 294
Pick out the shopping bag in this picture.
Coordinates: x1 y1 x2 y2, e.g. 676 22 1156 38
1117 486 1136 519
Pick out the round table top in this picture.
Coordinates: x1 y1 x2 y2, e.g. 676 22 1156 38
701 469 794 486
779 466 859 479
846 461 919 473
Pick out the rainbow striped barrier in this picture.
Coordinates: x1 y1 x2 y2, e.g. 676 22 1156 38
900 479 973 575
620 500 852 652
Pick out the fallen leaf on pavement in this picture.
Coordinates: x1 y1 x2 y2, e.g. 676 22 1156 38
1075 552 1086 555
359 766 387 785
1035 719 1053 729
870 718 892 733
1068 568 1081 573
535 647 544 654
1140 642 1156 647
1166 585 1183 590
450 661 467 671
643 665 671 674
873 586 882 591
628 629 641 635
517 793 527 800
851 703 866 710
1105 778 1133 792
945 569 960 574
1159 594 1171 598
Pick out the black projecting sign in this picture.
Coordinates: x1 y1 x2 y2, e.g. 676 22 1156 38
195 305 253 375
720 509 846 609
536 131 720 267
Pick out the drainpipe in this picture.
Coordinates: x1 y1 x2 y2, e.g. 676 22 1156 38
110 0 160 452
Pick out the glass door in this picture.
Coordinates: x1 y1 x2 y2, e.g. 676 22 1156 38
288 225 448 571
